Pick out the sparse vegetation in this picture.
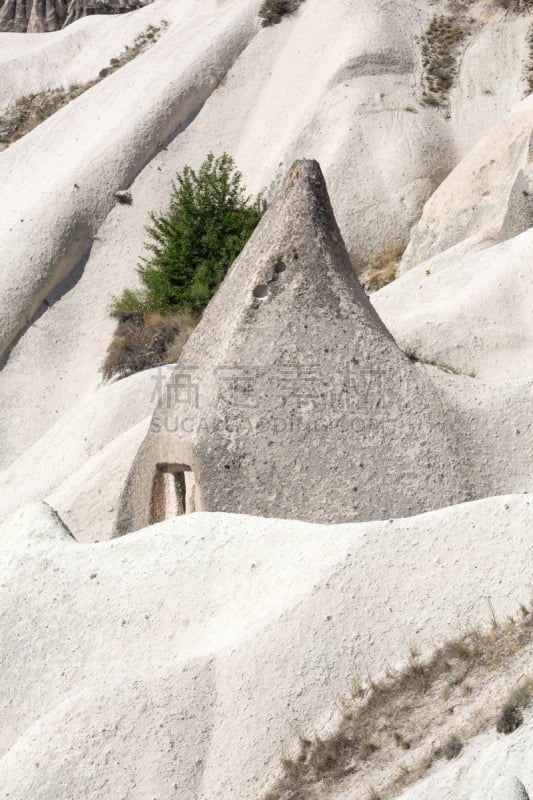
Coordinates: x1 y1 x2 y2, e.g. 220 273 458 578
259 0 305 26
103 153 263 379
354 244 406 293
496 681 532 734
420 15 464 108
422 93 439 106
441 734 463 760
393 731 411 750
101 310 197 381
0 23 167 150
494 0 533 12
404 348 477 377
262 601 533 800
524 24 533 95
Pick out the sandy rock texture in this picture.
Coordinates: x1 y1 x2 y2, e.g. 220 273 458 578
117 159 473 530
1 0 533 468
116 160 532 535
1 2 533 797
0 0 459 466
0 367 158 540
449 13 529 157
396 730 533 800
0 158 531 542
400 95 533 272
373 227 533 382
0 495 532 799
0 2 168 109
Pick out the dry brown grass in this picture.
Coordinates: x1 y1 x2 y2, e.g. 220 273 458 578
0 22 167 150
494 0 533 11
354 244 405 293
403 348 477 378
496 681 532 733
101 309 197 380
258 0 305 26
524 24 533 96
420 15 465 108
263 604 533 800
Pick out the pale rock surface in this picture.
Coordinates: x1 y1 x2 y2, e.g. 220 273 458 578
47 417 151 541
373 227 533 382
495 777 532 800
394 729 533 800
450 13 530 157
0 494 532 799
0 1 170 110
1 1 533 797
400 95 533 272
0 367 158 538
0 0 457 465
498 162 533 242
0 0 259 365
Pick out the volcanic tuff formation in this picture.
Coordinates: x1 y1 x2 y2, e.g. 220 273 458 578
118 160 469 529
117 160 533 533
0 0 147 32
2 1 533 799
1 495 533 799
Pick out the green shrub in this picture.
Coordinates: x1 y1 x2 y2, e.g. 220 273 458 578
116 152 263 317
104 153 262 380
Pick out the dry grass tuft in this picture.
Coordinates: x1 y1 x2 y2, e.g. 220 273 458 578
404 348 477 378
258 0 305 26
494 0 533 12
496 681 532 734
101 309 197 380
393 731 411 750
263 606 533 800
420 15 465 108
0 23 167 150
524 24 533 96
354 244 406 293
440 734 463 760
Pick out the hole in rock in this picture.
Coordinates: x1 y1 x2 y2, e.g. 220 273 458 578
253 284 268 298
274 260 287 273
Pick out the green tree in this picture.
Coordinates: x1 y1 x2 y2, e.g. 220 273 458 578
112 153 263 319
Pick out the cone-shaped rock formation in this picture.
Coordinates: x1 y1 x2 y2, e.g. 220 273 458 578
116 160 472 531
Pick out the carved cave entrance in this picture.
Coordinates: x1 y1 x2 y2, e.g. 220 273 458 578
150 464 196 524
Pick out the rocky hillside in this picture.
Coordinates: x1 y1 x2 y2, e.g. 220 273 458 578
0 0 148 32
1 0 533 798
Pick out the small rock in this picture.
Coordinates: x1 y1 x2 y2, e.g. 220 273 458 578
492 777 531 800
115 190 132 205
